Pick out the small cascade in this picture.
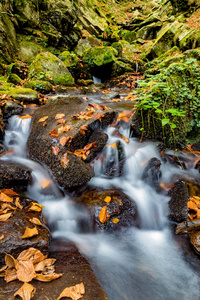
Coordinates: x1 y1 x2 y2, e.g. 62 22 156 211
135 62 139 73
93 76 102 84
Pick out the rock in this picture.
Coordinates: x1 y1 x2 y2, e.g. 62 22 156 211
101 92 120 100
75 39 92 57
0 63 5 76
0 88 38 103
77 79 94 86
6 62 28 80
168 181 189 223
28 52 74 86
7 73 22 85
0 195 51 267
0 162 31 192
13 0 39 28
27 96 117 190
17 40 45 63
111 60 132 77
120 30 137 43
0 143 6 154
24 80 53 94
0 108 4 139
142 157 162 189
54 86 82 95
2 100 23 121
59 51 79 68
136 22 162 40
188 231 200 254
75 188 139 232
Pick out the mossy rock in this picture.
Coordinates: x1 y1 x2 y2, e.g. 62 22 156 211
136 22 162 40
0 76 7 83
111 60 132 77
111 42 123 57
7 74 22 85
17 40 45 64
6 62 28 80
74 39 91 57
59 51 79 67
0 88 38 103
83 46 118 68
0 63 5 76
77 79 94 86
24 80 53 94
120 30 137 43
28 52 74 86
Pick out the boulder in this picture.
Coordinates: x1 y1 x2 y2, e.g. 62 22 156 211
28 96 117 190
0 88 38 103
13 0 39 28
7 62 28 80
2 100 23 121
24 80 53 94
28 52 74 86
17 40 45 64
7 74 22 85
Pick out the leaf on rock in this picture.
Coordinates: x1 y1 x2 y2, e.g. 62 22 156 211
58 125 73 134
41 179 50 189
17 248 47 265
21 227 38 239
0 234 4 241
187 200 197 211
34 258 56 272
49 128 58 139
17 260 36 283
79 124 88 136
35 273 62 282
112 218 119 224
19 114 32 119
84 142 97 152
5 253 18 269
0 212 12 222
15 197 23 210
5 267 18 283
104 196 111 203
52 146 59 155
57 282 85 300
29 218 43 226
0 192 13 202
57 118 66 125
92 113 104 120
14 282 36 300
0 189 18 196
99 206 110 224
28 203 44 213
60 136 72 146
0 265 7 277
74 149 87 160
55 113 65 120
38 116 48 123
61 153 69 168
107 143 117 149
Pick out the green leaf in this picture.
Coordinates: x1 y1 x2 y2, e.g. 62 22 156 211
170 124 176 129
161 119 170 126
155 109 163 114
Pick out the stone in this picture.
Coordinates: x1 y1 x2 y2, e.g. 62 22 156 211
2 100 23 121
188 231 200 254
83 46 118 68
142 157 162 189
0 88 38 103
24 80 53 94
7 74 22 85
18 40 45 64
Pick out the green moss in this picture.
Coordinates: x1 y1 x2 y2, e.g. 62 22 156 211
0 76 7 83
18 40 45 63
59 51 79 67
7 73 22 85
83 46 117 67
120 30 137 43
111 60 132 77
53 73 74 86
111 42 123 57
24 80 53 93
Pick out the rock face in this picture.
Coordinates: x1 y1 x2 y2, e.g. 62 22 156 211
28 96 117 190
0 195 51 267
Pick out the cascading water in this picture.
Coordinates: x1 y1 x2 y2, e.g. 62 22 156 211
1 114 200 300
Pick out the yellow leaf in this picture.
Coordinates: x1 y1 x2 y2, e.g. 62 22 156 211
0 265 7 277
104 196 111 203
21 227 38 239
55 113 65 120
5 267 18 283
29 218 43 226
15 197 23 209
0 212 12 222
19 114 32 119
121 135 130 143
107 143 117 149
61 153 69 168
1 203 16 211
57 283 85 300
16 260 36 283
35 273 62 282
0 234 4 241
0 189 18 196
34 258 56 272
14 282 36 300
0 192 13 202
5 253 18 269
38 116 48 123
17 248 47 265
112 218 120 224
28 203 44 212
99 206 110 224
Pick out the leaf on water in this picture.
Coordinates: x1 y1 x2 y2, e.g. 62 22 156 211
17 248 47 265
112 218 119 224
121 135 130 143
117 111 135 123
159 182 174 190
5 267 18 283
21 227 38 239
28 203 44 213
38 116 48 123
57 118 66 125
49 128 58 138
17 260 36 283
0 192 13 202
29 218 43 226
41 179 50 189
99 206 110 224
61 153 69 168
5 253 18 269
35 273 62 282
55 113 65 120
0 212 12 222
88 102 108 111
52 146 59 155
107 143 117 149
14 282 36 300
60 136 72 146
104 196 111 203
57 283 85 300
34 258 56 272
15 197 23 210
79 124 88 136
0 189 18 196
19 114 32 119
0 234 4 241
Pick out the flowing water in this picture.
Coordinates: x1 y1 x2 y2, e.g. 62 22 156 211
1 114 200 300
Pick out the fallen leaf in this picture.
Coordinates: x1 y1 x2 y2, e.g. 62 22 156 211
159 182 175 190
1 203 16 212
14 282 36 300
79 124 88 136
38 116 48 123
0 189 18 196
107 143 117 149
74 149 87 160
49 128 58 138
121 135 130 143
17 260 36 283
52 146 59 155
104 196 111 203
99 206 110 224
92 113 104 120
41 179 50 189
15 197 23 209
0 265 7 277
19 115 32 119
117 110 135 123
17 248 47 265
187 200 197 211
0 192 13 202
35 273 62 282
112 218 120 224
34 258 56 272
29 218 43 226
0 234 4 241
57 119 66 125
58 125 73 134
5 253 18 269
57 283 85 300
84 142 97 152
43 122 47 127
28 203 44 213
60 136 72 146
21 227 38 239
55 113 65 120
5 267 18 283
61 153 69 168
0 212 12 222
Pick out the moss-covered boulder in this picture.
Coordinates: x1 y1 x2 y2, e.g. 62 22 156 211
13 0 39 28
136 22 162 40
28 52 74 86
7 74 22 85
120 30 137 43
24 80 53 94
17 40 45 64
59 51 79 67
111 60 132 77
0 88 38 103
83 46 117 67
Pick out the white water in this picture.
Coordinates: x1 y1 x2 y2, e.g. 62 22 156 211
1 115 200 300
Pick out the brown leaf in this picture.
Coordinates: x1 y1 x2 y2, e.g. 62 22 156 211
99 206 110 224
117 110 135 123
14 282 36 300
29 218 43 226
107 143 117 149
104 196 111 203
0 192 13 202
57 118 66 125
79 124 88 136
34 258 56 272
35 273 62 282
5 267 18 283
55 113 65 120
0 212 12 221
0 189 18 196
5 253 18 269
49 128 58 138
58 124 73 134
17 248 47 265
61 153 69 168
92 113 104 120
17 260 36 283
19 114 32 119
52 146 59 155
41 179 50 189
0 265 7 277
188 200 198 211
60 136 72 146
0 234 4 241
57 283 85 300
84 142 97 152
1 203 16 211
21 227 38 239
38 116 48 123
28 203 44 213
15 197 23 209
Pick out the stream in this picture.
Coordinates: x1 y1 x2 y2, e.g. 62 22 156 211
1 101 200 299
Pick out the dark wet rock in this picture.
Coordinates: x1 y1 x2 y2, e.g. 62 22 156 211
188 231 200 254
85 130 108 162
7 61 28 80
0 195 51 267
75 189 139 232
54 86 82 95
142 157 162 189
2 100 23 121
168 181 189 223
0 143 6 154
28 96 117 190
0 162 31 192
0 108 4 139
101 92 120 100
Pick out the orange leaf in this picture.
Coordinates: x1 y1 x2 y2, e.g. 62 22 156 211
99 206 110 224
0 189 18 196
21 227 38 239
0 192 13 202
84 142 97 152
5 268 18 283
49 128 58 138
107 143 117 149
79 124 88 136
14 282 36 300
112 218 119 224
35 273 63 282
0 212 12 221
187 200 198 211
19 114 32 119
0 234 4 241
92 113 104 120
28 203 44 212
57 118 66 125
60 136 72 146
55 113 65 120
5 253 18 269
29 218 43 226
57 283 85 300
121 135 130 143
17 260 36 283
52 146 59 155
17 248 47 265
15 197 23 209
38 116 48 123
61 153 69 168
104 196 111 203
41 179 50 189
34 258 56 272
58 124 73 134
117 110 135 123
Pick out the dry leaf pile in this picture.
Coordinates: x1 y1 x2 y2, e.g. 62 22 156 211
74 142 97 160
